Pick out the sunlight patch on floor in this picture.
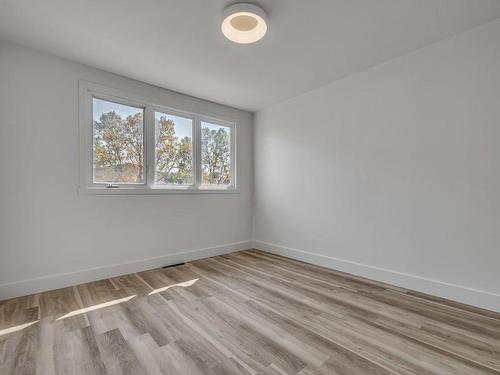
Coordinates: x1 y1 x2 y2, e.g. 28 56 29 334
56 295 137 320
0 320 39 336
148 278 199 295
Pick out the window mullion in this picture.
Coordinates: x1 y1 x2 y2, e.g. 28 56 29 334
231 123 236 189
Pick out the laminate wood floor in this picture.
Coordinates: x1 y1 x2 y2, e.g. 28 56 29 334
1 249 500 375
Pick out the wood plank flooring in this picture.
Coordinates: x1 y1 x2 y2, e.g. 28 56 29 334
1 249 500 374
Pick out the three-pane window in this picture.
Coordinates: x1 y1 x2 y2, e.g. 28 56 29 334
80 82 236 193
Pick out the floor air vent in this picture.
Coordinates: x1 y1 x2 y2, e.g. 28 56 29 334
162 262 185 269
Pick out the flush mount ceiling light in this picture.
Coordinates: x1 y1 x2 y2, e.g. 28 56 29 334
222 3 268 44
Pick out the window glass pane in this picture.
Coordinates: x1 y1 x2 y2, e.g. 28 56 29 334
201 121 231 186
93 98 144 184
155 112 193 185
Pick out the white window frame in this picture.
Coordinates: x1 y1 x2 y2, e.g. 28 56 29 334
79 81 238 194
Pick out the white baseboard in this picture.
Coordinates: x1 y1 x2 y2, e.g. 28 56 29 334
251 240 500 313
0 241 252 300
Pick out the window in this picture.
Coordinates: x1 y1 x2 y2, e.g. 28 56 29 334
80 81 237 194
154 112 193 186
93 99 145 184
201 122 232 186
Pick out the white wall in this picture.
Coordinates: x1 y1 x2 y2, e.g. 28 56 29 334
253 20 500 312
0 41 253 299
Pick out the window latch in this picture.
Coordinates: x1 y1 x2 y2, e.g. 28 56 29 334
106 184 120 189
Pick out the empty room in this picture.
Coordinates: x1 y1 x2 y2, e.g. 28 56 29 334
1 1 500 374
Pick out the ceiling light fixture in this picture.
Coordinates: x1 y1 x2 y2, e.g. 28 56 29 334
222 3 268 44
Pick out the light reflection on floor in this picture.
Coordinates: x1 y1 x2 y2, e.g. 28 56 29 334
2 278 199 335
0 320 39 336
56 295 137 320
148 278 199 295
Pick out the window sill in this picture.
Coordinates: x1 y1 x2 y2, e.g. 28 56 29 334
78 186 239 195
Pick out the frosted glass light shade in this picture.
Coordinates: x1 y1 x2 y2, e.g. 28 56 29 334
222 3 268 44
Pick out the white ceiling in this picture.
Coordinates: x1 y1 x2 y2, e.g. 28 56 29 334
1 0 500 112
